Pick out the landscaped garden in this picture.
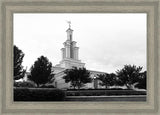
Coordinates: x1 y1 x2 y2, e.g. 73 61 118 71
14 87 65 101
13 45 147 101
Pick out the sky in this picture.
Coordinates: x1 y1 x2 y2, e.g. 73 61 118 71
14 13 146 73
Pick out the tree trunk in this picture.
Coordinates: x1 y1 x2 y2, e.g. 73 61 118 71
78 81 81 90
126 84 132 89
37 84 39 87
77 86 80 96
78 86 80 90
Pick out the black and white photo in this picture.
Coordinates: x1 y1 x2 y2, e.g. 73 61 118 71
13 13 147 101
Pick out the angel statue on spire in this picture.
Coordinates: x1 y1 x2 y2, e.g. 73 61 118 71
67 21 71 28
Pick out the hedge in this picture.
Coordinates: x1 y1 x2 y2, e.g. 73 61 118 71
66 90 146 96
14 88 65 101
14 81 36 88
40 84 55 88
67 88 127 91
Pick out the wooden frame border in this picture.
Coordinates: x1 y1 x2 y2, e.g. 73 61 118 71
0 0 159 114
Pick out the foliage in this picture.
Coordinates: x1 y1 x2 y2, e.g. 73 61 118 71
14 88 65 101
14 81 36 88
67 88 125 91
40 84 55 88
66 89 146 96
98 73 116 88
116 64 143 89
14 45 25 80
135 71 147 89
63 67 92 89
28 56 53 87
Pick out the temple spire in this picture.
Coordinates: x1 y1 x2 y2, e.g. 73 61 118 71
55 22 85 69
66 21 73 41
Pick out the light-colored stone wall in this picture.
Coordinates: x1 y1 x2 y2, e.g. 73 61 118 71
53 67 107 89
74 47 79 60
61 48 66 59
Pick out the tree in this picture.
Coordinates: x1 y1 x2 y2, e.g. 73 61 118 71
98 73 116 89
116 64 143 89
28 56 53 87
14 45 25 80
63 67 92 89
135 71 147 89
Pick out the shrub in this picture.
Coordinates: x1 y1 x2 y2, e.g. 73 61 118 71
14 88 65 101
67 88 126 91
66 90 146 96
14 81 36 88
40 84 55 88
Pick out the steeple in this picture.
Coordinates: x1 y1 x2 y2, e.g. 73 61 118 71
55 21 85 69
62 21 77 59
66 21 73 41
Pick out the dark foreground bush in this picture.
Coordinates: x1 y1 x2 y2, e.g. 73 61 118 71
14 88 65 101
40 84 55 88
14 81 36 88
66 90 146 96
67 88 126 91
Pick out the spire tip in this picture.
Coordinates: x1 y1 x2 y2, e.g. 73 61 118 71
66 21 71 28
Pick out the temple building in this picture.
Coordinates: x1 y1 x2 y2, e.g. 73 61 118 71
53 22 106 89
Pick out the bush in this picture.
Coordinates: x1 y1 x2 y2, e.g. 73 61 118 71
14 88 65 101
40 84 55 88
67 88 126 91
66 90 146 96
135 83 146 89
14 81 36 88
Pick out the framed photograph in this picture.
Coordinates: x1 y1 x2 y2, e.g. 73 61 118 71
0 0 159 114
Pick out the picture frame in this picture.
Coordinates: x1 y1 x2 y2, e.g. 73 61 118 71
0 0 159 114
